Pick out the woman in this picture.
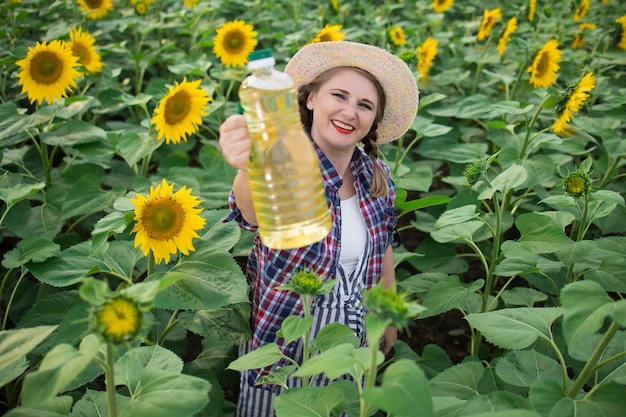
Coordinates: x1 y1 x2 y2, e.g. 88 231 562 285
220 41 419 417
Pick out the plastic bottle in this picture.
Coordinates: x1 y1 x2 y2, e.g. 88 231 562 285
238 49 331 249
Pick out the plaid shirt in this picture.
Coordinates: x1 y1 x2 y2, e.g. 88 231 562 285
223 138 398 384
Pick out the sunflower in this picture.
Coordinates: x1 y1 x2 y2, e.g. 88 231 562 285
477 8 502 41
552 72 595 135
571 23 596 50
417 36 438 82
129 0 153 4
77 0 113 20
134 1 148 14
527 39 561 88
96 296 142 343
131 179 206 264
497 17 518 56
15 40 80 106
184 0 198 7
389 27 407 46
563 169 592 198
310 24 346 43
68 27 103 74
330 0 339 12
151 78 211 145
528 0 536 22
573 0 590 22
616 16 626 50
432 0 453 13
213 20 258 67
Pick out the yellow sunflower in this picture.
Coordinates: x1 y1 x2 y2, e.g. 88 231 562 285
310 24 346 43
571 23 596 50
68 27 103 74
213 20 258 67
131 179 206 264
432 0 453 13
184 0 198 7
77 0 113 20
573 0 590 22
129 0 153 4
527 39 561 88
528 0 536 22
16 40 80 106
134 1 148 14
497 17 518 56
389 27 407 46
417 36 438 82
151 78 211 145
330 0 339 12
477 8 502 41
552 72 595 135
616 16 626 50
96 296 142 343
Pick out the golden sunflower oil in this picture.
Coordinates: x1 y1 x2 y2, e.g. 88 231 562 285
239 49 331 249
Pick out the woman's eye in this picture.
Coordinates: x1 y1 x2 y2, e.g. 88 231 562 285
332 92 345 100
359 103 373 111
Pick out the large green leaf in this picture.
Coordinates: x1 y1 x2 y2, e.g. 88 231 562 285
41 120 107 146
420 275 484 318
495 350 563 388
548 382 626 417
4 396 73 417
462 391 534 415
561 280 615 347
429 361 487 400
363 359 434 417
27 242 108 287
118 130 162 167
151 259 248 310
227 343 285 371
465 307 563 350
0 326 57 388
21 334 101 407
61 174 124 220
277 315 314 345
119 369 211 417
274 386 344 417
0 181 45 206
70 390 131 417
478 163 528 200
2 236 60 269
312 322 359 352
294 343 357 380
115 345 184 391
515 213 574 254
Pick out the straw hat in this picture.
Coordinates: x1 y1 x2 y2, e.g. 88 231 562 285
284 41 419 144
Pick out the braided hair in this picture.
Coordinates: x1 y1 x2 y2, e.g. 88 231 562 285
296 66 389 198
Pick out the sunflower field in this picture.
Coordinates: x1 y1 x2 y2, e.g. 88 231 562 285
1 0 625 416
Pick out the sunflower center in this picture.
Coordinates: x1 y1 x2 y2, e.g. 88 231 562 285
30 51 63 85
142 199 185 241
226 32 244 53
164 91 191 125
536 52 549 76
86 0 103 9
72 45 91 65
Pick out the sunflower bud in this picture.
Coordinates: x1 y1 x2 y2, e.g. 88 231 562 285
291 270 324 296
563 169 591 198
364 283 423 329
463 157 488 186
93 295 142 344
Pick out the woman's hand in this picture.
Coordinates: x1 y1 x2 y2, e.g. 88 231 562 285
381 326 398 356
218 114 251 170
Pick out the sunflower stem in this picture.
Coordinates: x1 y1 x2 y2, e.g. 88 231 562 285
105 341 118 417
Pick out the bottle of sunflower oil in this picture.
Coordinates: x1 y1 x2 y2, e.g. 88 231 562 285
238 49 331 250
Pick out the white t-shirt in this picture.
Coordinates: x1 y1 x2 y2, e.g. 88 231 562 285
339 194 367 277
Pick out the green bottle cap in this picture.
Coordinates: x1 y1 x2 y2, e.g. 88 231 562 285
248 49 273 61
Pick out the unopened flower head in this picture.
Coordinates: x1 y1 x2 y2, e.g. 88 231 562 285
291 270 324 296
563 169 592 198
94 295 142 343
364 283 422 329
463 156 489 186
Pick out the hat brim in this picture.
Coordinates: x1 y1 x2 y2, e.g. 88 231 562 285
284 41 419 144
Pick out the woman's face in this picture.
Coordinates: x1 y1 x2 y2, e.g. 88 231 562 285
306 68 379 153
